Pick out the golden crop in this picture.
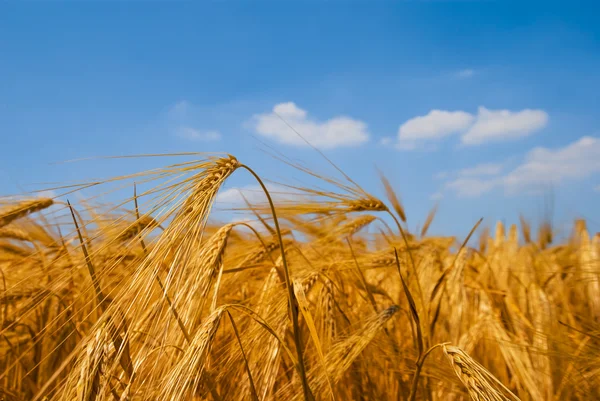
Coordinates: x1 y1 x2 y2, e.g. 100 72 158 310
0 155 598 400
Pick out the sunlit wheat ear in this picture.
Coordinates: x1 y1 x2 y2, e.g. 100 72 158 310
286 305 399 401
378 171 407 222
0 241 31 258
447 248 468 342
115 214 158 243
347 198 388 212
75 323 113 401
0 225 32 242
527 285 553 399
177 223 233 328
203 223 234 270
443 345 521 401
323 278 336 348
519 215 531 243
574 219 587 238
478 226 490 253
339 214 377 237
507 224 519 253
241 267 288 400
158 307 225 400
494 221 506 248
208 223 235 313
178 155 240 221
257 265 282 303
0 198 53 228
238 236 292 267
1 220 58 248
579 227 600 319
301 272 319 294
421 204 438 238
592 233 600 318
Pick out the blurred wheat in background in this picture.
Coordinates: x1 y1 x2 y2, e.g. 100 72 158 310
0 154 598 401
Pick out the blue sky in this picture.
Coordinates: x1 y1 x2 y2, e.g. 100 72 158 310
1 2 599 237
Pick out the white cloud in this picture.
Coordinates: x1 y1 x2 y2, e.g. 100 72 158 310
215 185 302 234
440 163 504 198
445 177 499 198
430 192 444 201
216 185 266 206
461 107 548 145
434 171 449 180
394 106 548 150
398 110 474 148
503 136 600 193
250 102 369 149
458 163 504 177
175 126 221 142
228 216 273 234
36 190 57 199
167 100 190 119
456 69 475 78
216 184 297 206
273 102 307 119
441 136 600 198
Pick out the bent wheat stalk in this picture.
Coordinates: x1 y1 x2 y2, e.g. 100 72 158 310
239 164 314 401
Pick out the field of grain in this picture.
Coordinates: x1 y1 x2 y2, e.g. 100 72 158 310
0 154 598 400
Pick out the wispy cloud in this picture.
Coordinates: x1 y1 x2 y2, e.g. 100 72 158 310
175 127 221 142
215 184 302 233
226 216 272 234
397 110 474 149
461 107 549 146
503 136 600 193
36 190 57 199
216 184 297 206
458 162 504 177
249 102 370 149
394 106 548 150
439 136 600 198
456 68 475 78
433 171 449 180
440 162 506 197
216 185 265 206
445 177 499 198
380 137 394 146
167 100 191 120
430 191 444 201
166 100 222 142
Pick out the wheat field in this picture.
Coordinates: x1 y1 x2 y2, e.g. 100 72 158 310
0 154 598 401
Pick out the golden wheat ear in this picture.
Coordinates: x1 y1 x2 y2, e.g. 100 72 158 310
0 225 32 242
443 344 522 401
0 198 53 228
